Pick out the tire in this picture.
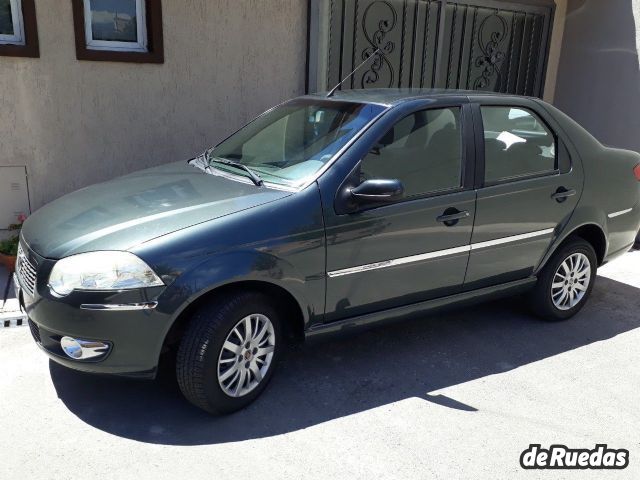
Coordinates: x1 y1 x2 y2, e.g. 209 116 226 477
176 291 282 415
529 237 598 321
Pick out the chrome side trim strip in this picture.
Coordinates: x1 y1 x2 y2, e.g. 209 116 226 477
80 302 158 311
328 245 471 278
327 228 555 277
608 208 633 219
470 228 555 251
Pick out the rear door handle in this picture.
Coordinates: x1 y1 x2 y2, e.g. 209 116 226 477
551 187 576 203
437 209 470 226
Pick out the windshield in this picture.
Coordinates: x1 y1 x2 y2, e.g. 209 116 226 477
209 99 385 187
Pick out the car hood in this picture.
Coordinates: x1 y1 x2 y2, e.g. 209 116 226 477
22 161 291 258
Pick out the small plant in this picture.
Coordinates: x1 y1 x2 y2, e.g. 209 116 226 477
0 214 27 257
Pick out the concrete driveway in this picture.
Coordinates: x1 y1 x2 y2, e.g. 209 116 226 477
1 250 639 479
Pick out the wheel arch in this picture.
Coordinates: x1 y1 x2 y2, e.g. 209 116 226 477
539 222 607 273
162 279 306 353
568 224 607 265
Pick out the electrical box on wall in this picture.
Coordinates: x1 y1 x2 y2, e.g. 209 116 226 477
0 166 31 229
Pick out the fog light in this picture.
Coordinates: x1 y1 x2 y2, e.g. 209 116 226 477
60 336 110 360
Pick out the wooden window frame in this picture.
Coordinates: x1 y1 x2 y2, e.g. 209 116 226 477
71 0 163 63
0 0 39 58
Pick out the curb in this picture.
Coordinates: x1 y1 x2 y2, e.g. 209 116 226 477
0 312 27 328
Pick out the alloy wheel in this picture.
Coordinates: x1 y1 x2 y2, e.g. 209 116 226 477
217 313 276 397
551 252 591 311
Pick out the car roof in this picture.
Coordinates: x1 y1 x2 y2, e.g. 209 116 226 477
306 88 530 107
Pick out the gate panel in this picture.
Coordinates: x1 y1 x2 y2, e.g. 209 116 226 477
308 0 554 98
323 0 442 90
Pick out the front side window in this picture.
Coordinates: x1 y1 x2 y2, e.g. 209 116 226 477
83 0 146 52
0 0 24 45
482 106 557 183
360 107 463 198
210 99 385 187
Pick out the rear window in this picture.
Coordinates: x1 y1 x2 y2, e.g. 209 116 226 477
481 106 557 183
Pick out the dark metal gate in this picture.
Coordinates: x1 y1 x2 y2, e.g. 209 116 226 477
307 0 555 97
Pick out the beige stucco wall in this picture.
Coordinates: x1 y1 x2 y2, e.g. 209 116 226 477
0 0 307 210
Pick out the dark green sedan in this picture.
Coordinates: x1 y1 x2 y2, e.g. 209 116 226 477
16 89 640 414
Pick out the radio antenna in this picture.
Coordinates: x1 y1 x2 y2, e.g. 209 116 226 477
326 48 382 97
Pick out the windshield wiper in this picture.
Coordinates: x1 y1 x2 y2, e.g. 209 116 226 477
204 150 264 186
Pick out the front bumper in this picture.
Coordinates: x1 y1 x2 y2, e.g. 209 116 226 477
16 247 171 379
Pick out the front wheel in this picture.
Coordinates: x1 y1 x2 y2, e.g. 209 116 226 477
529 237 597 321
176 291 282 415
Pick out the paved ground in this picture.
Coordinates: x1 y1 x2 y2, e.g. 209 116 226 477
1 250 639 479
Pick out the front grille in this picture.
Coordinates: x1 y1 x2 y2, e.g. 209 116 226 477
16 244 37 297
28 319 41 344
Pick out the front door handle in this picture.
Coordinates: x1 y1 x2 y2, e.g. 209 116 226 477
437 208 470 227
551 187 576 203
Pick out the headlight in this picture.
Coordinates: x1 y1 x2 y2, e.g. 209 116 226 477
49 251 164 296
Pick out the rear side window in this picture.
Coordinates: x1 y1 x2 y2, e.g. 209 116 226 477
481 106 557 183
360 107 463 198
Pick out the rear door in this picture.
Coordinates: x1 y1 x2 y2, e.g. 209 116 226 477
464 97 583 290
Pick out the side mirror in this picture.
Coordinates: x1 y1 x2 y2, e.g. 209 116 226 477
350 179 404 204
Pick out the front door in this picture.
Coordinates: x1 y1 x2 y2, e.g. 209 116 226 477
323 103 476 322
464 99 583 289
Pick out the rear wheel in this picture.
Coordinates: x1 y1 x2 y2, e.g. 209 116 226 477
176 291 282 415
529 237 597 321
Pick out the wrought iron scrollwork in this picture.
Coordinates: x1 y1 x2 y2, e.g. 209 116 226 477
318 0 550 97
473 13 508 90
360 1 397 88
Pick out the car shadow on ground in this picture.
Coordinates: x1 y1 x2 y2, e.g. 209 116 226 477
50 276 640 445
